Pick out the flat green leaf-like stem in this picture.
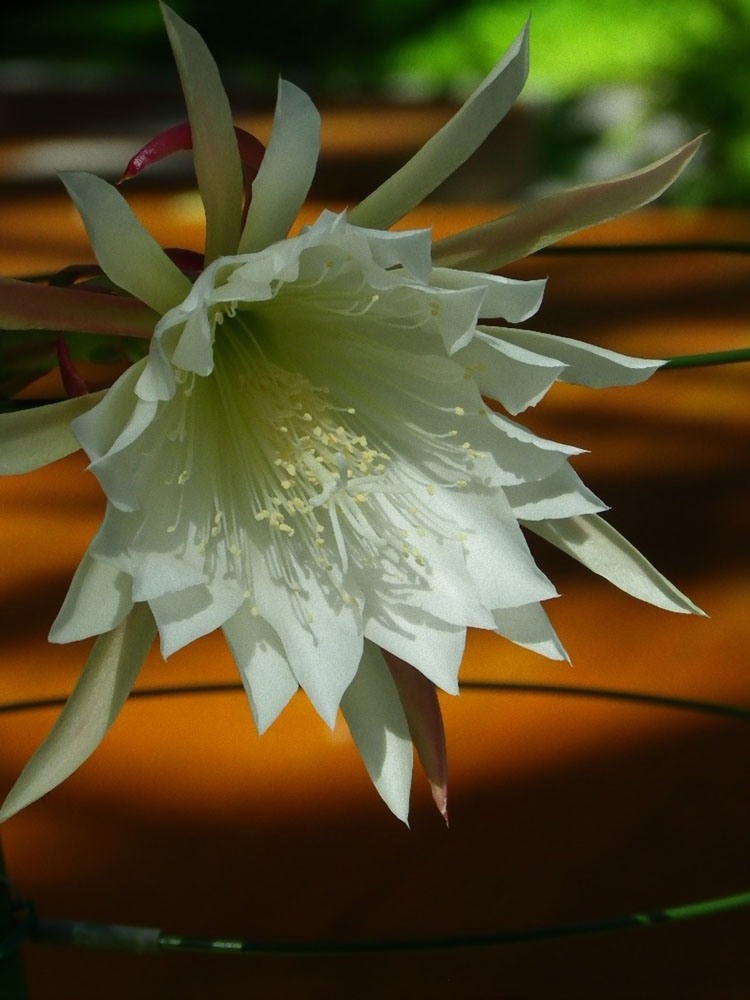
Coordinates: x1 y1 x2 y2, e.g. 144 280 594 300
0 279 156 338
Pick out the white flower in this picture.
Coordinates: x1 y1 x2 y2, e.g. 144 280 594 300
0 5 702 824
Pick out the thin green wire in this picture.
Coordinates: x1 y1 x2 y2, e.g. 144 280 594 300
154 890 750 954
661 347 750 369
4 679 748 957
28 890 750 956
535 242 750 255
2 679 749 721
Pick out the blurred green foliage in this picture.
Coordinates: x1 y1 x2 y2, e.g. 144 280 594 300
2 0 749 203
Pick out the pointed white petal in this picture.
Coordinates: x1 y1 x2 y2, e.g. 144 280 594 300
492 601 569 661
433 137 702 270
353 225 434 284
350 21 529 229
367 492 497 629
527 513 705 615
427 285 486 354
223 605 298 734
254 556 363 728
0 603 155 822
433 485 558 610
454 328 564 415
505 463 608 521
485 409 583 484
431 268 545 323
150 581 245 658
384 652 449 822
340 641 413 823
365 608 465 694
60 171 191 315
0 392 105 475
161 3 244 261
484 326 663 387
238 79 321 253
49 550 133 643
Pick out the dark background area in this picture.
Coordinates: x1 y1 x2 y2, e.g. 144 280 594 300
2 0 750 203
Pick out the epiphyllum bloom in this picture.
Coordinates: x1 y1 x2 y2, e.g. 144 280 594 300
0 5 703 824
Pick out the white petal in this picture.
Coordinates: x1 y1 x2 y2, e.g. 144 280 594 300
526 513 705 615
484 410 583 485
0 392 105 475
0 603 156 822
161 2 244 261
349 21 529 229
60 172 191 315
49 549 133 643
431 485 558 610
223 605 299 734
484 326 663 388
492 601 569 661
74 370 159 513
130 551 206 602
340 641 413 823
150 581 245 658
369 492 497 629
71 358 147 463
238 79 321 253
431 268 545 323
453 329 564 415
428 284 486 354
505 463 608 520
88 505 137 574
364 608 465 694
249 551 363 728
170 287 215 375
433 137 702 270
353 225 434 284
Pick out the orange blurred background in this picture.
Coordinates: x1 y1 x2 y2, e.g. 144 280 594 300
1 129 749 997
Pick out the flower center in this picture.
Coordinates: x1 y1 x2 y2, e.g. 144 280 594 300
161 313 401 600
214 314 390 533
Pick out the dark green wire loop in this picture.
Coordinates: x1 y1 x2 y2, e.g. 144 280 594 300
2 679 748 956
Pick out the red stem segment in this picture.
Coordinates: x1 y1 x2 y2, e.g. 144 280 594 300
120 121 265 229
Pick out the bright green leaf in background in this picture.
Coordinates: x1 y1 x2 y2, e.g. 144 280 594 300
1 0 748 204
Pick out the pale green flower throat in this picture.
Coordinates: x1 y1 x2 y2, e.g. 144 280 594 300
163 309 394 594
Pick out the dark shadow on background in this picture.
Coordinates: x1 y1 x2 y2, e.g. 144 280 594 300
4 688 748 999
